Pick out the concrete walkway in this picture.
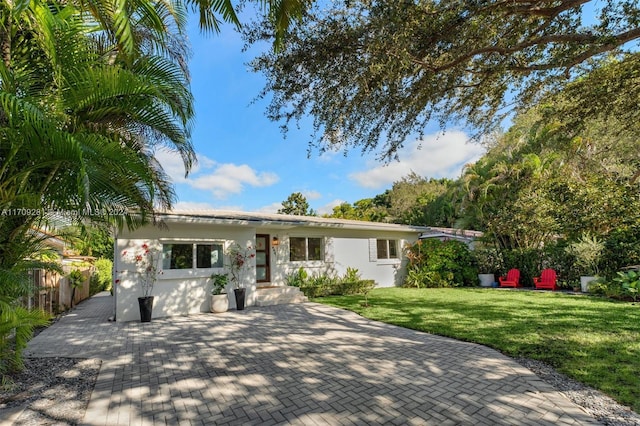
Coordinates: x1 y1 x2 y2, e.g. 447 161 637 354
25 293 598 425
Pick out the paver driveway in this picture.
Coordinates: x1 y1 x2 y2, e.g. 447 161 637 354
25 293 597 425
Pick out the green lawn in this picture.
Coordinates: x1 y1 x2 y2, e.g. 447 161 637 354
316 287 640 412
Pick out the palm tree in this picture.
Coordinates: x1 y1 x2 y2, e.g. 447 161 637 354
0 0 311 379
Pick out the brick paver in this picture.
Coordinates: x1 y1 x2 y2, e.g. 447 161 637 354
25 293 599 425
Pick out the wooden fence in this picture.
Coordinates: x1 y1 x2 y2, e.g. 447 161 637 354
24 265 94 314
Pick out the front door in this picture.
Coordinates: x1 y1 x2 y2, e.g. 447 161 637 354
255 234 270 283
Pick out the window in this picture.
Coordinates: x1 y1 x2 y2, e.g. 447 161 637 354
289 237 323 261
196 244 224 268
376 239 398 260
163 244 192 269
162 243 224 270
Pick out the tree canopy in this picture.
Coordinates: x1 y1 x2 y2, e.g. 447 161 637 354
248 0 640 160
325 174 456 226
278 192 316 215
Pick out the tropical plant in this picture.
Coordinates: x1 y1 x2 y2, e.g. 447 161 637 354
210 273 229 295
0 299 50 378
0 0 311 278
402 268 436 289
613 270 640 302
285 267 308 287
227 244 255 289
566 234 605 277
0 263 51 378
0 0 309 383
342 267 361 283
67 269 85 308
122 243 161 297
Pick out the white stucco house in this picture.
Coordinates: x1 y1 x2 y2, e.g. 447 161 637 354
114 210 433 322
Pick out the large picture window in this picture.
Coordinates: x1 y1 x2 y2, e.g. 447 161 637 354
162 243 224 270
289 237 323 261
376 239 398 260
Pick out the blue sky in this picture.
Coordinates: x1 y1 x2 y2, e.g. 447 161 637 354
156 13 486 215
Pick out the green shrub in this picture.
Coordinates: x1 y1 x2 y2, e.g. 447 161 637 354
210 273 228 295
405 268 456 288
338 280 376 295
285 267 308 287
404 239 476 287
403 268 432 288
89 274 102 296
343 267 361 282
291 267 377 298
566 233 605 277
589 279 625 299
602 225 640 277
92 258 113 293
471 245 504 275
499 248 541 287
614 270 640 302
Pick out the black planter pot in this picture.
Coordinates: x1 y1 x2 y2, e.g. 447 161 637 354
138 296 154 322
234 288 246 311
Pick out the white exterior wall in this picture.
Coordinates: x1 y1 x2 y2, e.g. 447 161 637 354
115 218 422 322
331 238 403 287
115 223 257 322
271 229 416 287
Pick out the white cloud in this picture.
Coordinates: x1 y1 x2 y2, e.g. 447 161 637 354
189 164 279 199
303 190 322 200
316 148 341 163
155 149 217 183
349 131 485 189
156 148 280 200
256 202 283 214
155 149 190 183
317 199 345 216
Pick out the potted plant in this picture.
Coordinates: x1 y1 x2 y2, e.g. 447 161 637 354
472 246 503 287
569 280 581 292
122 242 160 322
227 243 255 310
566 234 604 293
210 273 229 313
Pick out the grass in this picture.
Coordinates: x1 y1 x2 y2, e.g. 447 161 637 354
315 287 640 412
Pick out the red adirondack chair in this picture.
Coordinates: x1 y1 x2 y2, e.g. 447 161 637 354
534 268 558 291
499 269 521 288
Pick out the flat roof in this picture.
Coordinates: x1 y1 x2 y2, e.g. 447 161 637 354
156 209 431 233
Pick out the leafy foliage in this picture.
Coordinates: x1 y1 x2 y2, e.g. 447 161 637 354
470 245 504 275
91 259 113 295
0 0 309 381
0 264 51 379
210 273 229 295
286 267 376 298
278 192 315 215
226 243 255 288
325 174 457 226
68 226 115 260
566 234 605 277
404 239 476 287
248 0 640 160
613 270 640 302
0 300 49 377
